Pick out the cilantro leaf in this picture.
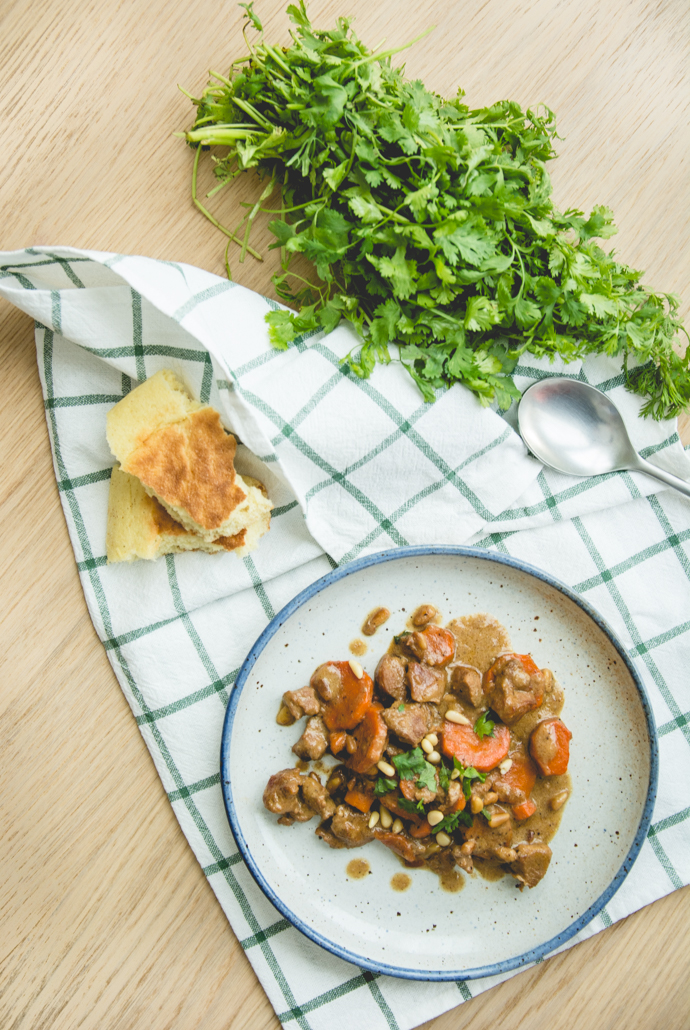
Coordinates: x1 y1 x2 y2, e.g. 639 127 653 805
452 757 487 798
392 747 427 780
374 776 396 795
474 711 496 740
432 809 472 834
437 762 450 791
398 797 425 814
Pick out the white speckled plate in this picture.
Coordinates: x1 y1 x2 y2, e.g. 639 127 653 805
220 547 657 980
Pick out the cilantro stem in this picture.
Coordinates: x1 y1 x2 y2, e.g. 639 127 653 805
191 145 263 261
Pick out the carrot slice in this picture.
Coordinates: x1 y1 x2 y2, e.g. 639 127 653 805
346 705 388 773
329 730 347 754
530 718 572 776
321 661 373 731
345 789 374 813
500 753 537 799
512 798 537 821
409 820 432 838
484 652 539 692
419 625 456 666
441 721 510 772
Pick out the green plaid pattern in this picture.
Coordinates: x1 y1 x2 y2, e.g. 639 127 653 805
1 246 688 1030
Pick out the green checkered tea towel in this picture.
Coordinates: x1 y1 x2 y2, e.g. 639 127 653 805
1 245 688 1030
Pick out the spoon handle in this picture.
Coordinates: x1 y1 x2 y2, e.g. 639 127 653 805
629 455 690 499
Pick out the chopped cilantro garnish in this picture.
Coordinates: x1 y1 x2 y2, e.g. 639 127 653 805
432 810 472 835
481 807 493 822
474 711 496 740
397 703 405 712
393 633 411 645
392 747 427 780
452 758 487 798
374 776 396 796
392 746 437 793
398 797 425 814
437 763 450 792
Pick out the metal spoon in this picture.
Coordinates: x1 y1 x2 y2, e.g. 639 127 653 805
518 377 690 499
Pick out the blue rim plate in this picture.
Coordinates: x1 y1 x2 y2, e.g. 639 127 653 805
220 546 658 980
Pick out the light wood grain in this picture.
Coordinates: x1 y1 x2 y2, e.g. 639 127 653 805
0 1 688 1028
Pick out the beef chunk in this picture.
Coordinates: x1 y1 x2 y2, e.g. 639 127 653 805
330 804 376 847
382 702 435 745
292 715 329 761
449 664 484 708
282 686 321 721
374 828 429 864
460 814 515 860
315 822 347 849
301 773 336 819
436 779 464 815
263 769 314 822
487 657 552 724
407 662 446 703
400 774 438 806
375 654 407 701
310 662 342 702
403 625 455 666
510 841 552 888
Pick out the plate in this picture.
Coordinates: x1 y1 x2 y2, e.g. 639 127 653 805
220 547 658 980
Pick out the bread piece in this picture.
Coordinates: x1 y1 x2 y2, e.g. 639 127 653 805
106 465 268 563
106 370 272 542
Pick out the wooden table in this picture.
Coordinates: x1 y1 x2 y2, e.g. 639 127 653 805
1 1 688 1027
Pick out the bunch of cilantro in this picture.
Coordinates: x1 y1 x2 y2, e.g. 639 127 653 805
182 0 689 417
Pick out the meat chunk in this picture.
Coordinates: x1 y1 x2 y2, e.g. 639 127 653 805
400 773 438 806
510 841 552 888
301 773 336 819
375 654 407 701
460 814 515 861
263 769 315 823
374 828 429 864
382 702 435 746
315 822 346 849
436 778 464 815
292 715 329 761
451 843 475 874
330 804 376 847
403 625 455 666
282 686 321 721
487 657 552 725
407 662 446 703
449 664 484 708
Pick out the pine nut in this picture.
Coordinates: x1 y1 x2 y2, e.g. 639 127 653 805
412 604 437 627
377 760 396 777
450 768 461 780
380 806 393 829
348 659 364 679
362 607 390 636
488 811 510 829
550 789 569 811
427 810 444 826
276 705 295 726
445 710 471 726
391 818 403 834
368 810 380 829
436 831 451 846
421 738 434 754
426 733 439 746
427 750 441 764
470 795 484 814
499 759 513 775
484 791 499 805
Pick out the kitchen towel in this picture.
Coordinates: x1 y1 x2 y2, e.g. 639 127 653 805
1 245 688 1030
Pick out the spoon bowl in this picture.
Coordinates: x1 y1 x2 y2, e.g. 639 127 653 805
518 378 690 499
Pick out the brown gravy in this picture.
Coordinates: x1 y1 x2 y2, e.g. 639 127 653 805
347 859 370 879
390 872 412 892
